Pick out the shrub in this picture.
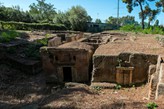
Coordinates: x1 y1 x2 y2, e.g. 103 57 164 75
120 24 142 32
36 38 48 46
93 86 102 91
142 26 164 35
146 102 158 109
114 84 122 90
0 30 20 43
0 21 67 31
120 24 164 35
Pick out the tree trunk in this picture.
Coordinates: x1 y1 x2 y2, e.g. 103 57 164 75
138 1 145 29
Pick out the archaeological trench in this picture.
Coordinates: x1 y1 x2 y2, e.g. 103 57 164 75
39 32 164 100
1 31 164 100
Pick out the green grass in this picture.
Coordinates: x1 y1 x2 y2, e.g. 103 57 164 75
120 24 164 35
0 30 20 43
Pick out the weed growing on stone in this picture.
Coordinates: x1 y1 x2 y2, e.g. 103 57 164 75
93 86 102 91
146 102 158 109
114 84 122 90
117 59 122 67
0 30 20 43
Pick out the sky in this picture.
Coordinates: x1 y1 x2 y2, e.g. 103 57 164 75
0 0 164 25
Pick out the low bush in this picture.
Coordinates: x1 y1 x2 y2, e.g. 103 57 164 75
120 24 164 35
0 21 67 31
143 26 164 35
120 24 142 32
0 30 20 43
114 84 122 90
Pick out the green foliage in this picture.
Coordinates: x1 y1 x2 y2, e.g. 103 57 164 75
36 38 48 46
0 30 20 42
53 11 71 29
154 20 159 26
93 86 102 91
122 0 158 29
142 26 164 34
156 0 164 12
67 5 92 31
36 36 48 46
146 102 158 109
120 24 164 35
106 15 138 27
120 24 142 32
54 5 92 31
95 19 102 24
0 5 35 23
0 21 66 30
114 84 122 90
0 2 92 31
29 0 56 23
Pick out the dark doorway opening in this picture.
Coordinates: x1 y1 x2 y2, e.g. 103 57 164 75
63 67 72 82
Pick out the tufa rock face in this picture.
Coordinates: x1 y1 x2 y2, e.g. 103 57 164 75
92 53 158 84
48 37 62 47
40 42 93 83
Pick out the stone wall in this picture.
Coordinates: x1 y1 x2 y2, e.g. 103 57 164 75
157 63 164 97
92 53 158 84
92 55 118 82
40 47 93 83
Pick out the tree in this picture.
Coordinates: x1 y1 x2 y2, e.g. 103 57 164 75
154 19 159 26
67 5 92 31
142 6 159 27
0 4 6 21
0 4 35 23
95 19 102 23
53 11 70 29
106 15 138 26
106 16 117 25
156 0 164 12
29 0 56 23
122 0 156 29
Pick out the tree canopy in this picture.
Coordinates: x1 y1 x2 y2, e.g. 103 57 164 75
95 19 102 24
156 0 164 12
29 0 56 23
106 15 138 26
122 0 159 29
54 6 92 31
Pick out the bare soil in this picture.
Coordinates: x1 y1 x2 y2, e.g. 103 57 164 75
0 64 164 109
95 33 164 56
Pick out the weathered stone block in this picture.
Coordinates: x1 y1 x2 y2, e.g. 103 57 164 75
148 65 156 82
158 83 164 95
48 37 61 47
92 53 158 85
40 42 93 83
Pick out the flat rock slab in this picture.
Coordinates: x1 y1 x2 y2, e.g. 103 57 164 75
91 82 116 89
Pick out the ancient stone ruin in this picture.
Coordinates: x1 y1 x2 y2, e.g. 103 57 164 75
40 32 164 100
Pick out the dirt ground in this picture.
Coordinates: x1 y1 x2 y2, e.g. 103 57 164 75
0 64 164 109
1 31 164 109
